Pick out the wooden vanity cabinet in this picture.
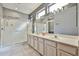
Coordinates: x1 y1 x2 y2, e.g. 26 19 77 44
28 34 78 56
38 38 44 55
44 39 57 56
57 50 73 56
27 35 31 45
78 48 79 56
57 43 78 56
33 36 38 50
30 35 34 47
45 44 56 56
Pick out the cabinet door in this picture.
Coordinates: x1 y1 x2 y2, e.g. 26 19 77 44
34 37 38 50
27 35 31 45
30 36 34 47
38 38 44 55
38 42 44 55
57 50 73 56
45 44 56 56
78 48 79 56
27 35 29 44
57 43 77 55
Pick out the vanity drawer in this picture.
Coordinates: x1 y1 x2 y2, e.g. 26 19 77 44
57 43 77 55
39 38 44 42
33 36 37 40
45 40 56 47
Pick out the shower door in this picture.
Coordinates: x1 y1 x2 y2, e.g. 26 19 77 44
1 18 27 47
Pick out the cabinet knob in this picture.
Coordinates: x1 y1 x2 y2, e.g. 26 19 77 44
1 28 4 30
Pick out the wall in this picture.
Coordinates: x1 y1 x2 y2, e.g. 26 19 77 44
3 8 28 20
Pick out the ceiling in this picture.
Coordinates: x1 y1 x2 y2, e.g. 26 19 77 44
2 3 42 14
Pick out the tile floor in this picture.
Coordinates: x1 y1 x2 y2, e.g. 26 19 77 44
0 42 40 56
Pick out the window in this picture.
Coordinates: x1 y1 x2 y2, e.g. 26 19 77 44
48 3 69 13
36 8 45 19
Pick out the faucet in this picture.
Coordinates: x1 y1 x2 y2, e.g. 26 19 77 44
54 35 58 38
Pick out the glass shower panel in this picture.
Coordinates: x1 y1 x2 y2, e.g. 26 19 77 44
1 18 27 47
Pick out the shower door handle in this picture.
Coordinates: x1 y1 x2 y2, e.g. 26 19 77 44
1 28 4 30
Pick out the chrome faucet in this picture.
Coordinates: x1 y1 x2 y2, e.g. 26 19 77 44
54 35 57 38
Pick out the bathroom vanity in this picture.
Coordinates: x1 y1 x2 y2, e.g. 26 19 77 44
27 33 79 56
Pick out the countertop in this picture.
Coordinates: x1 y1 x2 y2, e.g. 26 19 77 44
28 33 79 47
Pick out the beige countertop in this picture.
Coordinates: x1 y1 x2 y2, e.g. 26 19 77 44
28 33 79 47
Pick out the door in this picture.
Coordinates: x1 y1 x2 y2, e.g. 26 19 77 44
1 18 27 47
